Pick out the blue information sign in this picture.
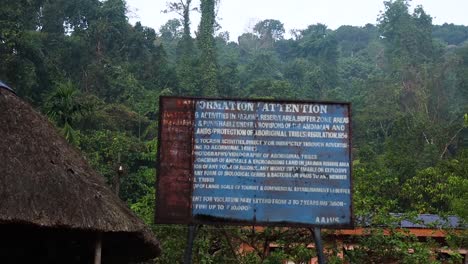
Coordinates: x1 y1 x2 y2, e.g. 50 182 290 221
190 99 352 227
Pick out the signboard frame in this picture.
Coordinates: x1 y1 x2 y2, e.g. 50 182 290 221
155 96 354 228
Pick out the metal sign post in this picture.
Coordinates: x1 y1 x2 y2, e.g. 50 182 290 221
183 224 198 264
313 227 326 264
156 97 353 263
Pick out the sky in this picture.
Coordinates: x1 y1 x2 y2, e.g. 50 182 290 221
126 0 468 41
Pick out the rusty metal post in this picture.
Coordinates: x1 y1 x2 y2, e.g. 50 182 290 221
314 227 326 264
183 224 197 264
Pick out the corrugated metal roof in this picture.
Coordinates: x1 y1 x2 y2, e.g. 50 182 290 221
0 81 15 94
399 214 463 229
356 214 465 229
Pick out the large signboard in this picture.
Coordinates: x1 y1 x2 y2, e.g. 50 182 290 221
156 97 353 227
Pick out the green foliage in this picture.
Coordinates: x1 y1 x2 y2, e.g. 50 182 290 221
433 23 468 45
154 225 187 263
246 79 293 99
335 24 378 57
346 227 438 263
44 80 91 145
379 0 434 67
130 184 156 224
159 19 182 60
45 81 85 126
198 0 218 96
2 1 468 263
401 167 451 213
79 129 144 183
253 19 285 49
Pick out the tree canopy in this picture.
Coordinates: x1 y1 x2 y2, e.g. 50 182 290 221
0 0 467 263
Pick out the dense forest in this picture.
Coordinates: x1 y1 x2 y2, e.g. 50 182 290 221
1 0 467 263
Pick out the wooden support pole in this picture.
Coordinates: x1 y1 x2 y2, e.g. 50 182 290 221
94 232 102 264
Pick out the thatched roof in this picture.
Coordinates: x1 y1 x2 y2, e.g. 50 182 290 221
0 87 160 263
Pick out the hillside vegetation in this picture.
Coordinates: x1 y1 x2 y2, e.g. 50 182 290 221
1 0 467 263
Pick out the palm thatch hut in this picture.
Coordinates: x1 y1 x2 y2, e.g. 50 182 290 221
0 85 160 263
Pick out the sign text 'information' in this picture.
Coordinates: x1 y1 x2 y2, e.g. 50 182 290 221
156 97 352 227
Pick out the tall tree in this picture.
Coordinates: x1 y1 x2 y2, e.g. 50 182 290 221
253 19 285 49
296 24 339 99
164 1 198 95
163 0 197 40
90 0 129 59
379 0 433 67
198 0 218 96
159 19 183 62
44 80 86 144
378 0 435 114
0 0 47 100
